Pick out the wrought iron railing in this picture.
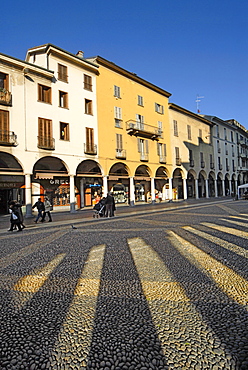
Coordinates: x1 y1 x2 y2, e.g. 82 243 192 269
37 136 55 150
126 120 162 138
116 148 126 159
0 130 17 146
84 143 97 155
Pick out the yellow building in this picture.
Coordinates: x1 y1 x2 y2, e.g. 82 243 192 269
88 56 172 205
168 103 214 199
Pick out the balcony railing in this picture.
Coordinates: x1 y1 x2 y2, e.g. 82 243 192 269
84 143 97 155
116 148 126 159
210 162 215 169
159 155 166 164
190 159 194 167
0 130 17 146
176 157 181 166
37 136 55 150
201 161 205 168
126 120 162 140
115 119 123 128
219 164 223 170
140 153 149 161
0 89 12 105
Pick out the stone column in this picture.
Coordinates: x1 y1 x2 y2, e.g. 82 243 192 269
214 179 218 197
183 178 187 200
70 175 76 213
222 180 225 197
103 176 108 197
25 174 33 218
151 177 156 203
168 177 173 201
129 177 135 206
195 179 199 199
205 179 209 198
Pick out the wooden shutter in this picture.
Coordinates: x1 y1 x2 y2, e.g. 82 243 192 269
86 127 94 150
116 134 123 149
145 140 149 154
0 110 9 131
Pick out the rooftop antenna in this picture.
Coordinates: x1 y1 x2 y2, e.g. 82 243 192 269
196 94 204 113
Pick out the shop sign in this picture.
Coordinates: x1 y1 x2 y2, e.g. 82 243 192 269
49 179 69 185
0 182 23 188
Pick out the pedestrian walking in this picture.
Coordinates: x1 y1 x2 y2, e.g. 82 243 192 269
105 192 116 217
32 198 45 223
41 197 53 222
8 200 23 232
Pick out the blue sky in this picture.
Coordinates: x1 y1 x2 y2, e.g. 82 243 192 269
2 0 248 127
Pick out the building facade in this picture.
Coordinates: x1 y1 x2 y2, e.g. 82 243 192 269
0 44 99 215
1 44 248 215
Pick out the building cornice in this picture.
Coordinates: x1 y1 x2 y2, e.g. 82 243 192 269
26 44 99 75
169 103 214 126
90 56 171 98
0 52 54 79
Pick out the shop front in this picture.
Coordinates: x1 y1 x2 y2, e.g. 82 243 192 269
155 166 169 201
32 176 80 211
76 160 103 208
108 163 130 204
108 177 129 204
134 165 151 203
0 152 25 214
0 175 25 214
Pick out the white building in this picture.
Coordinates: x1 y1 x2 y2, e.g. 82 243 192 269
0 44 99 215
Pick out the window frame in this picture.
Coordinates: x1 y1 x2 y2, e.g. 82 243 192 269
59 90 68 109
58 63 68 83
155 103 164 114
38 84 52 104
60 122 70 141
173 120 178 137
84 74 92 91
114 85 121 98
85 99 93 115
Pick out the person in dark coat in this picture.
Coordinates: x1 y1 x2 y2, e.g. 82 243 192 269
32 198 45 223
8 200 23 232
104 192 116 217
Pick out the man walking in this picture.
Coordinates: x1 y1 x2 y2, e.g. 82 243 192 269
41 197 53 222
32 198 45 223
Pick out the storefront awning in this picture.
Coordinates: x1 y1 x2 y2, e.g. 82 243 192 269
35 173 54 179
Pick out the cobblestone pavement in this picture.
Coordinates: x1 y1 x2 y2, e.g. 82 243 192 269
0 200 247 369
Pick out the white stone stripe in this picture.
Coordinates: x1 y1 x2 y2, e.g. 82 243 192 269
49 244 106 368
128 236 228 367
202 222 248 238
183 226 248 258
167 230 248 306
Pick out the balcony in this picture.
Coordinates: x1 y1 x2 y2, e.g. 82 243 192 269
201 161 205 168
240 152 247 159
84 143 97 155
0 130 17 146
219 164 223 170
176 157 181 166
190 159 194 167
0 89 12 106
239 139 247 147
37 136 55 150
126 120 162 140
159 155 166 164
210 162 215 169
140 153 149 161
116 148 126 159
115 119 123 128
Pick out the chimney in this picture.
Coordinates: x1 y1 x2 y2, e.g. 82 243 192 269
76 50 84 59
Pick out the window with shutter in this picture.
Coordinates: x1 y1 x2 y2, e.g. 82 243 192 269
84 74 92 91
85 99 93 115
38 118 53 149
38 84 51 103
173 120 178 136
59 91 68 108
58 64 68 82
114 85 121 98
60 122 69 141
